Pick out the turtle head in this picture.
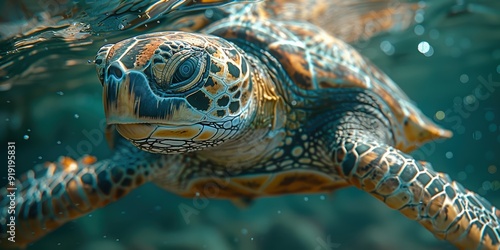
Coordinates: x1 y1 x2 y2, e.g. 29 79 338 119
95 32 254 154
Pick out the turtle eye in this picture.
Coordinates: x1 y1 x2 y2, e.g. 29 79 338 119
173 58 197 83
151 50 209 93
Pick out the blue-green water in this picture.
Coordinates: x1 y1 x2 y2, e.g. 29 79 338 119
1 0 499 249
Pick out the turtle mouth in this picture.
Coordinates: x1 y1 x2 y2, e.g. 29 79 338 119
115 122 218 142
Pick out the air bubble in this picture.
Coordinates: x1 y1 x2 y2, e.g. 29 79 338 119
417 41 434 57
56 91 64 96
23 135 29 140
414 25 425 36
74 114 80 119
57 141 61 144
414 13 424 23
485 111 495 121
380 41 395 56
205 9 214 18
435 111 445 120
459 74 469 83
464 95 476 105
488 165 497 174
482 181 492 191
445 151 453 159
304 197 309 201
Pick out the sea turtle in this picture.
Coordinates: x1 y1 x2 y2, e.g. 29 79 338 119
1 1 499 250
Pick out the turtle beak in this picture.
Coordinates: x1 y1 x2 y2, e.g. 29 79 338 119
95 44 114 85
102 65 138 125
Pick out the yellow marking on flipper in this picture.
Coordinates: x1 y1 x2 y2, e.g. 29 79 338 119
82 155 97 165
427 193 446 218
60 157 78 172
355 151 379 185
67 178 90 212
385 188 412 210
82 178 100 208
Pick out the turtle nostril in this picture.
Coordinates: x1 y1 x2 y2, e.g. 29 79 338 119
107 65 123 79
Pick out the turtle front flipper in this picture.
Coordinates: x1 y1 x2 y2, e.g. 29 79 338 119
326 130 500 249
0 140 167 248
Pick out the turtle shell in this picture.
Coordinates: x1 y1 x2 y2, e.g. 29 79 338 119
204 10 452 153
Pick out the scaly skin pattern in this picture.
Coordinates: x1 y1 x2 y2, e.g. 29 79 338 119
329 130 500 250
0 138 181 248
1 2 499 250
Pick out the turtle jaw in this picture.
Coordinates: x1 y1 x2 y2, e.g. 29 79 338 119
113 122 240 154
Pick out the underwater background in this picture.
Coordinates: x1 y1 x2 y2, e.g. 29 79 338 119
0 0 499 249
